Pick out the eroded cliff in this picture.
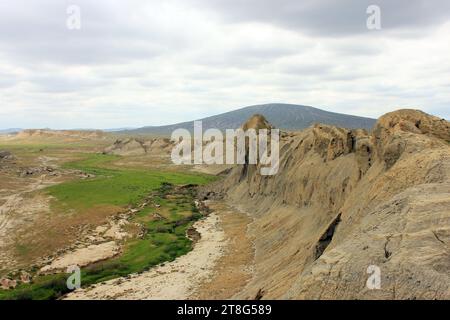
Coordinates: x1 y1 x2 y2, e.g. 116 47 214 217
206 109 450 299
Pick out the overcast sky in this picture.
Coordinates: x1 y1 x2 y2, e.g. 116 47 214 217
0 0 449 129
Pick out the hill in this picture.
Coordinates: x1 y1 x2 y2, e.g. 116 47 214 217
121 103 376 135
0 128 22 135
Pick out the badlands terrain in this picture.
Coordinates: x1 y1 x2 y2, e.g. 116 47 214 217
0 108 449 300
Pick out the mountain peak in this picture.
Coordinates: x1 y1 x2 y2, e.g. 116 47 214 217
241 114 273 131
121 103 376 136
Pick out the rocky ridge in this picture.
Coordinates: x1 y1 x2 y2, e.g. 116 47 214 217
205 109 450 299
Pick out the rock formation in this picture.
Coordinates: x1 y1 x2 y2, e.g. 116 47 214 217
0 150 14 161
206 109 450 299
103 137 172 156
241 114 273 131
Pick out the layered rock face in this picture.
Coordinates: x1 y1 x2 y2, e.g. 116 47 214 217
103 137 172 156
208 109 450 299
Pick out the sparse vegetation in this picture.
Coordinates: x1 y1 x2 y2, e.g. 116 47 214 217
80 183 203 285
0 151 215 300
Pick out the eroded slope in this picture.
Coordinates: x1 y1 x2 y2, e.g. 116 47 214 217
207 109 450 299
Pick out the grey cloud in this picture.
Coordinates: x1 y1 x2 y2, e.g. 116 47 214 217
330 42 383 56
368 84 439 99
192 0 450 37
0 1 181 66
28 74 110 93
0 0 449 128
278 63 334 76
191 45 300 69
276 60 379 82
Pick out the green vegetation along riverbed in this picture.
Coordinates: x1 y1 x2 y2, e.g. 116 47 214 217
0 153 215 300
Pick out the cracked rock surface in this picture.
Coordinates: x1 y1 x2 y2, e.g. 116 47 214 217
206 109 450 299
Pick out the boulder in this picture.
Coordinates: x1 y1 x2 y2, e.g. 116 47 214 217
0 278 17 290
0 150 14 160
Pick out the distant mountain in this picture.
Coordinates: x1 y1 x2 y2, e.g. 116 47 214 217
103 127 137 132
0 128 22 134
120 104 376 136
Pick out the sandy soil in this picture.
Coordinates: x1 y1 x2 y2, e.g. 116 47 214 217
64 211 228 300
0 156 60 239
0 177 54 239
0 172 62 273
38 212 133 274
40 241 120 273
193 202 255 299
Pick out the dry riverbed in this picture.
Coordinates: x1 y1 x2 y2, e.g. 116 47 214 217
65 210 227 299
65 201 255 300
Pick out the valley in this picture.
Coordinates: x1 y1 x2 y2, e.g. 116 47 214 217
0 108 449 300
0 134 219 299
2 0 450 304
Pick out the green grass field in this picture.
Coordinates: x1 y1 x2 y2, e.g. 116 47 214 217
0 152 215 300
47 153 213 210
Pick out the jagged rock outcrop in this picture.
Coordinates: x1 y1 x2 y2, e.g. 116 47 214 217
207 109 450 300
0 150 15 161
104 138 147 155
103 138 172 156
242 114 273 131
